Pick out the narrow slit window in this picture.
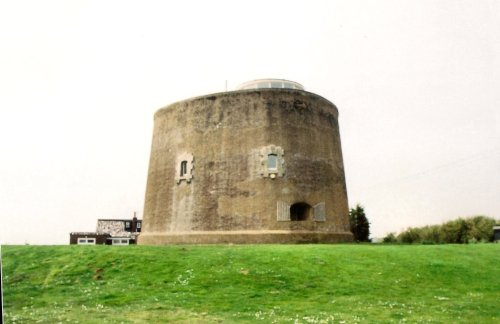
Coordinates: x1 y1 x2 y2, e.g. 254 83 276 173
180 161 188 176
175 154 194 184
267 154 278 170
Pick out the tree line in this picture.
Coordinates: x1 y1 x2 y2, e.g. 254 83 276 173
383 215 499 244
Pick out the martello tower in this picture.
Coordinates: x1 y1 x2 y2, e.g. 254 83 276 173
139 79 353 244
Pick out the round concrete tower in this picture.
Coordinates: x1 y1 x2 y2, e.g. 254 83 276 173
139 79 353 244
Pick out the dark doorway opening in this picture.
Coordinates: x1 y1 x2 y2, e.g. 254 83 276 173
290 203 311 221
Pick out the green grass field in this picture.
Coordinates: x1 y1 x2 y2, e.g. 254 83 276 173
2 244 499 323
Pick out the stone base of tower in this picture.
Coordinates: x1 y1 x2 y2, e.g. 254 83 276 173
138 230 353 245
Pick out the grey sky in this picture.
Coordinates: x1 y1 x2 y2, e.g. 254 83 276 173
1 0 499 244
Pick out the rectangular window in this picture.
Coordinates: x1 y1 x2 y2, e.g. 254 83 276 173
175 154 194 184
180 161 188 176
77 238 96 245
137 222 141 229
111 239 129 245
125 222 130 229
267 154 278 170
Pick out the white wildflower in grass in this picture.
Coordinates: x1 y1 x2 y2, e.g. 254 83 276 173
434 296 449 301
302 315 320 323
176 269 195 286
467 292 483 298
254 310 264 320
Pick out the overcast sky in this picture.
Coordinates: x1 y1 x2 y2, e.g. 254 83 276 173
1 0 499 244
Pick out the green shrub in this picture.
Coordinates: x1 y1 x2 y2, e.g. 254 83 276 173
392 215 498 244
382 232 397 243
398 227 422 243
349 204 370 242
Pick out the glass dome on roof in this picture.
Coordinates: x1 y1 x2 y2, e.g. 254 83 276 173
237 79 304 91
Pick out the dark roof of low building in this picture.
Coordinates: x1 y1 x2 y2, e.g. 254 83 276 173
97 219 142 222
70 232 110 236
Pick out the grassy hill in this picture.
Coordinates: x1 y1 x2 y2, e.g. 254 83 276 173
2 244 499 323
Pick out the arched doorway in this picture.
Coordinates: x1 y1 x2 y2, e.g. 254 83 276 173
290 203 311 221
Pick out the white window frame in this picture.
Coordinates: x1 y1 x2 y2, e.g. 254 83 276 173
111 238 130 245
77 238 96 245
180 160 188 176
175 153 194 184
260 145 285 178
267 154 278 170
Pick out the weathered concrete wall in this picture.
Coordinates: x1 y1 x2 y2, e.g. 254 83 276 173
139 89 352 244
